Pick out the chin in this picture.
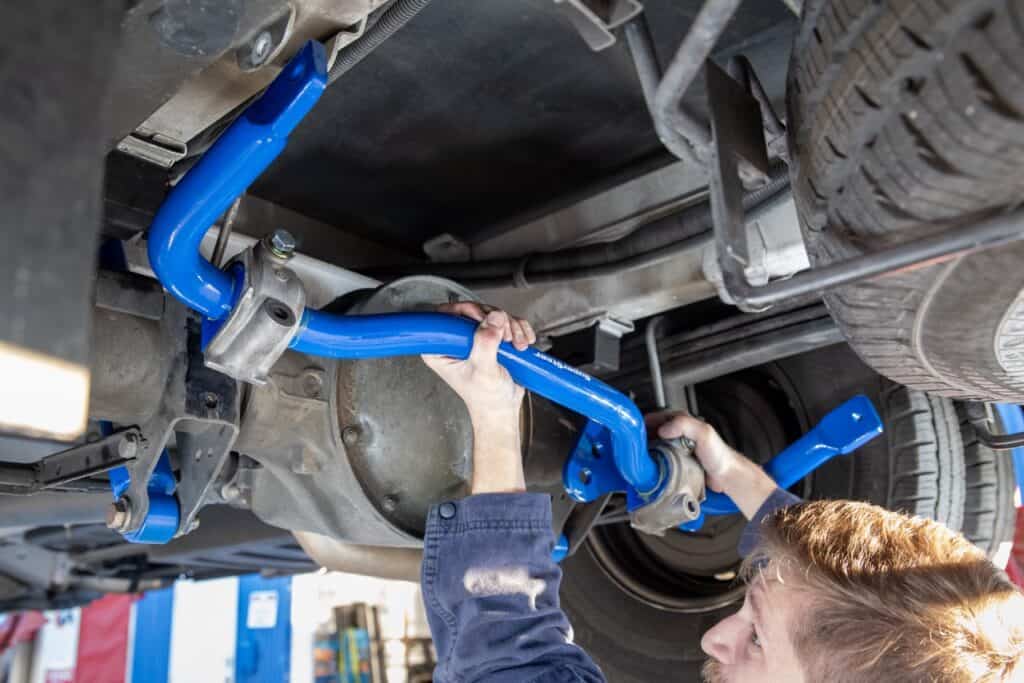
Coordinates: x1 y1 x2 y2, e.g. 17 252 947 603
702 659 727 683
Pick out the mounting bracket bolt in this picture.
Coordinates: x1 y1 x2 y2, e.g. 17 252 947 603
106 499 132 532
265 229 297 259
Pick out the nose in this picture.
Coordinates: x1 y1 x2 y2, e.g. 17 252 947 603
701 613 743 664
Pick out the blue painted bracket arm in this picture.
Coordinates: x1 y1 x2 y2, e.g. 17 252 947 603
147 41 328 319
109 450 180 544
700 394 883 516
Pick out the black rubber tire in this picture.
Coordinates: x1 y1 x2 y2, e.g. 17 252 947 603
957 403 1017 560
787 0 1024 402
559 345 967 681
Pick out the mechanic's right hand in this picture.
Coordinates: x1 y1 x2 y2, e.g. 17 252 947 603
421 302 534 422
644 412 744 494
422 302 536 495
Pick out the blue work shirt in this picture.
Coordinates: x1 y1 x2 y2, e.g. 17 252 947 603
421 488 801 682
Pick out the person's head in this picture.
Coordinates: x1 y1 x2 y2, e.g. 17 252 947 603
701 500 1024 682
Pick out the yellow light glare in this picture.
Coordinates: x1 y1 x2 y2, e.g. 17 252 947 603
0 340 90 441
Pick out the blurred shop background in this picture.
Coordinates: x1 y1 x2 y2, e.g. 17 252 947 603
0 570 432 683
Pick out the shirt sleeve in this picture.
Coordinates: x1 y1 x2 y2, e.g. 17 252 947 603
737 487 802 557
421 492 606 683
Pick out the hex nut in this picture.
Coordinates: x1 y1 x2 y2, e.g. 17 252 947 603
266 229 297 258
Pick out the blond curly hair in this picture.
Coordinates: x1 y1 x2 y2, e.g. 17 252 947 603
743 500 1024 682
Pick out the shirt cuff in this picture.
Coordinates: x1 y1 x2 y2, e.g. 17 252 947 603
738 488 802 557
426 492 552 534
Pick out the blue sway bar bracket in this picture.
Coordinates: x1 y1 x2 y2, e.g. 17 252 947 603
565 394 884 530
144 39 884 542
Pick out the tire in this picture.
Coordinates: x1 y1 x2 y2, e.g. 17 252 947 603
559 345 967 681
787 0 1024 402
957 403 1017 561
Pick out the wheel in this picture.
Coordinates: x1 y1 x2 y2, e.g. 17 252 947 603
958 403 1017 562
787 0 1024 402
560 345 968 680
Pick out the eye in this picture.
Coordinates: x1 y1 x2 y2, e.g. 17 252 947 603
750 629 762 649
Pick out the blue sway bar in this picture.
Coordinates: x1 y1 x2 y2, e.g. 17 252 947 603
699 394 883 517
146 40 662 499
144 39 886 540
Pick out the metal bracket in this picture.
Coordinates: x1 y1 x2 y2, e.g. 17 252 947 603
564 420 653 511
553 0 643 51
115 129 188 169
236 4 296 71
94 270 165 320
205 241 306 385
324 16 368 70
630 438 704 535
0 428 141 495
549 317 633 374
706 60 1024 312
117 305 240 540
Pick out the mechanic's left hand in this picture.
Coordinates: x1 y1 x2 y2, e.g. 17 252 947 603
421 302 536 419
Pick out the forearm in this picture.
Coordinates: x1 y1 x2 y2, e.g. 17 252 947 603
718 455 781 520
469 410 526 494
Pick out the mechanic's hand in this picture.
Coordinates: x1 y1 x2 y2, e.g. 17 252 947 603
422 302 537 494
422 302 535 417
644 412 743 494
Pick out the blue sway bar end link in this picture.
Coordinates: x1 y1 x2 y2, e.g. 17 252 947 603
108 450 180 544
698 394 884 518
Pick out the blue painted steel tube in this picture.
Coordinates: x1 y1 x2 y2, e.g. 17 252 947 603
701 394 883 515
147 41 328 319
294 310 660 493
144 40 662 496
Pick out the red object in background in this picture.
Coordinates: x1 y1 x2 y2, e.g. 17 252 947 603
0 610 46 654
74 594 134 683
1009 507 1024 589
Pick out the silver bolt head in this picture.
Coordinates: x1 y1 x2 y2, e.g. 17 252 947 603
106 500 131 531
117 433 139 460
267 229 297 258
221 483 241 502
251 31 273 65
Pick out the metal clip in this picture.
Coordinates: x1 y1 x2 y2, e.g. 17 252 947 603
205 240 306 384
629 438 706 535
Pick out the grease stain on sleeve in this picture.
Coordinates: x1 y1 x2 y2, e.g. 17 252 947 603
463 566 546 610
